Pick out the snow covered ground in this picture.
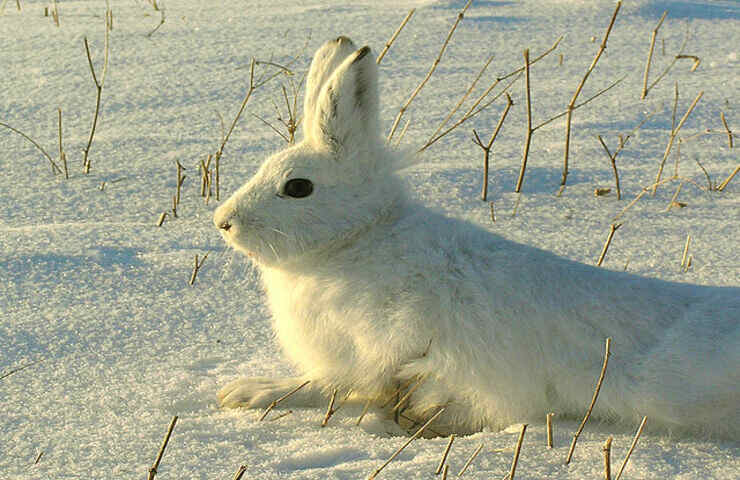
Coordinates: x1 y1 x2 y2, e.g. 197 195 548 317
1 0 738 478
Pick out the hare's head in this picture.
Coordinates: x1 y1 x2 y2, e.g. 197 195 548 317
214 37 404 266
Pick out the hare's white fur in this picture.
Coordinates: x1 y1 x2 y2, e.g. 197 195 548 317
214 37 739 438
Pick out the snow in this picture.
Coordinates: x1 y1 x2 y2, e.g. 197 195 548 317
1 0 738 478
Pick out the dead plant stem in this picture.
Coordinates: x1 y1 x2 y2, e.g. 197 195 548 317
515 49 533 193
0 121 62 174
82 14 110 174
474 93 513 201
457 442 484 477
259 380 311 421
641 11 668 99
377 9 415 64
653 90 703 194
565 338 611 464
367 407 446 479
435 434 455 475
147 416 178 480
509 423 528 480
614 417 648 480
387 0 473 142
562 1 621 188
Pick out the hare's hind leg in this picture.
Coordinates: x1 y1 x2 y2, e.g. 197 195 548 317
218 376 323 409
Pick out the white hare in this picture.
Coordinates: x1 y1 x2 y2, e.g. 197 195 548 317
214 36 739 438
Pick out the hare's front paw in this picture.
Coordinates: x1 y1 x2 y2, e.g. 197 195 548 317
217 377 318 409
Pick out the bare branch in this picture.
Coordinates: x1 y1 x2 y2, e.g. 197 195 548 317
717 165 739 192
367 407 446 479
387 0 473 142
614 417 648 480
653 90 703 194
509 423 528 480
435 434 455 475
430 55 494 142
515 49 533 193
475 93 513 201
603 437 613 480
418 35 563 153
457 442 484 477
82 12 111 174
562 1 621 188
641 10 668 99
720 111 734 148
0 121 62 175
147 416 178 480
259 380 311 421
566 338 611 464
377 9 415 64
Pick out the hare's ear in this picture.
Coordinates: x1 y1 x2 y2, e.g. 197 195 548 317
303 36 357 135
307 46 379 152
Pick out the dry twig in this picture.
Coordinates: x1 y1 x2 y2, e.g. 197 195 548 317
356 400 372 426
653 90 703 194
147 416 178 480
259 380 311 421
717 165 739 192
268 410 293 422
546 413 554 448
596 108 657 200
232 465 247 480
597 224 621 267
377 9 415 64
665 181 686 212
392 376 425 413
387 0 473 142
561 1 621 188
641 11 667 99
82 12 111 174
321 389 338 427
367 407 446 479
156 212 167 227
614 417 648 480
508 423 527 480
1 360 42 381
435 434 455 475
432 55 494 144
189 253 209 285
175 161 186 213
0 121 62 175
146 7 165 37
644 25 694 98
418 35 563 154
565 338 611 464
57 108 68 179
720 111 734 149
680 234 691 271
515 50 625 192
458 442 484 477
51 0 59 26
210 54 296 194
473 93 513 201
603 437 613 480
515 48 533 193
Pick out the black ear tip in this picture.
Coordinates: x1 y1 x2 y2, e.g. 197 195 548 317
353 46 372 63
336 35 353 44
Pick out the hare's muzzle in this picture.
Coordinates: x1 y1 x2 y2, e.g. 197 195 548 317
213 204 236 232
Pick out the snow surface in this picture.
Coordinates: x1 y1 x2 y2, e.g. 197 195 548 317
1 0 738 478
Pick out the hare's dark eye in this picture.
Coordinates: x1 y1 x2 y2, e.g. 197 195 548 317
281 178 314 198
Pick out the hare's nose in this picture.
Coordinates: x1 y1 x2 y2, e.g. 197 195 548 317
213 204 236 231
